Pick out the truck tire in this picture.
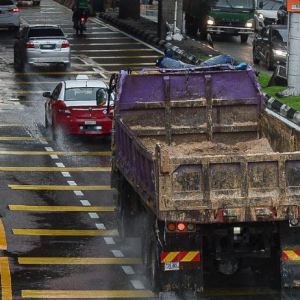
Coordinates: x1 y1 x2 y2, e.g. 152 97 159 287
117 175 142 238
241 34 248 43
149 239 161 293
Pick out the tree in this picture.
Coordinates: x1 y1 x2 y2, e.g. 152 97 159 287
119 0 140 19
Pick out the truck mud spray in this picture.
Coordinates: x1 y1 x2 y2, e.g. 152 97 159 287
110 66 300 294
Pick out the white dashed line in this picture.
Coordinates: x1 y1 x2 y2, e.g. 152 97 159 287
45 147 53 152
61 172 71 177
111 250 124 258
74 191 84 196
67 181 77 186
50 155 59 159
122 266 135 275
131 280 145 290
89 213 99 219
80 200 91 206
104 237 115 245
95 223 106 229
56 163 65 168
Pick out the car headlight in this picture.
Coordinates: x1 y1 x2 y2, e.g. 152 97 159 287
258 13 265 19
273 49 287 57
207 16 215 26
246 18 254 28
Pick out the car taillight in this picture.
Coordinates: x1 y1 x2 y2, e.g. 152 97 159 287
9 7 19 12
26 42 35 49
61 43 70 48
58 108 71 116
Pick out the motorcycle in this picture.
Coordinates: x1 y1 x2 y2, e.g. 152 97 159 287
73 9 88 35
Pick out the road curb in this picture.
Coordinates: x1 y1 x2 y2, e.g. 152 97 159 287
264 93 300 126
98 12 202 65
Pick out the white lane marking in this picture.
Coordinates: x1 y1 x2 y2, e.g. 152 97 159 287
45 147 53 152
74 191 84 196
122 266 135 275
68 181 77 186
91 17 164 55
50 155 59 159
95 223 106 230
93 68 107 79
111 250 124 258
89 212 99 219
62 172 71 177
56 163 65 168
131 280 145 290
80 200 91 206
104 237 115 245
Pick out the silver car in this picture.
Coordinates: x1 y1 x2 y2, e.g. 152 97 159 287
0 0 20 32
14 25 71 70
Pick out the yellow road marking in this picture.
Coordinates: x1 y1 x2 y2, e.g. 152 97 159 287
72 49 153 52
15 71 98 76
0 167 110 171
8 185 114 191
22 290 156 298
0 257 12 300
0 220 7 250
9 205 115 212
0 124 22 127
18 257 141 264
88 55 160 59
13 229 118 236
0 151 111 155
0 137 50 142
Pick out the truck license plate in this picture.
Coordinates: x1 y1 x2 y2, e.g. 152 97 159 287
85 121 96 125
164 262 179 271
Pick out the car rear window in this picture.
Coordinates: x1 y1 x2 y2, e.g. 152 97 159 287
0 0 14 5
28 28 65 38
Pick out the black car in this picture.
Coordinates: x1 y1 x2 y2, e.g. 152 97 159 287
252 24 287 70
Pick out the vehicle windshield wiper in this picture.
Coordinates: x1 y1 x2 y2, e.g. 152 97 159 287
225 0 235 9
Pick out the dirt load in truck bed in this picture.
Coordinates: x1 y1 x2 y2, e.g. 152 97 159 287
141 138 274 156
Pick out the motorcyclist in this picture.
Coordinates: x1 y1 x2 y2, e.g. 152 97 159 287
72 0 91 30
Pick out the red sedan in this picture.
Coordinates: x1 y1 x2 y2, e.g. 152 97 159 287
43 75 113 140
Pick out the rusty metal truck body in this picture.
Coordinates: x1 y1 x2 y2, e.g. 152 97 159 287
111 66 300 292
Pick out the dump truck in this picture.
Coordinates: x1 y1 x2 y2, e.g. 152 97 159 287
109 65 300 293
183 0 255 43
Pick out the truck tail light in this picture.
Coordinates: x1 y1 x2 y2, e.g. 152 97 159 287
177 222 186 231
26 42 35 49
80 17 86 22
187 223 196 231
9 7 19 12
61 42 70 48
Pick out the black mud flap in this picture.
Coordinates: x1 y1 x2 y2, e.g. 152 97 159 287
280 221 300 290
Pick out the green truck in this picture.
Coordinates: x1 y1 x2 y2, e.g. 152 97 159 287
183 0 255 42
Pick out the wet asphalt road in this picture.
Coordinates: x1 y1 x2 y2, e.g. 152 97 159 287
0 1 296 300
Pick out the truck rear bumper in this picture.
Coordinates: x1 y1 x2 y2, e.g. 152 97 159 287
207 26 254 35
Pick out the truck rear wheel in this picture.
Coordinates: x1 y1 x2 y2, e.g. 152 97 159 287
117 175 142 238
241 34 248 43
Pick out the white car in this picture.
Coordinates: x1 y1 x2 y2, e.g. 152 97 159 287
254 0 282 32
0 0 20 32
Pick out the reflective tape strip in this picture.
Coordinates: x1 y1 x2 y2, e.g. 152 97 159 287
282 250 300 261
161 251 200 263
